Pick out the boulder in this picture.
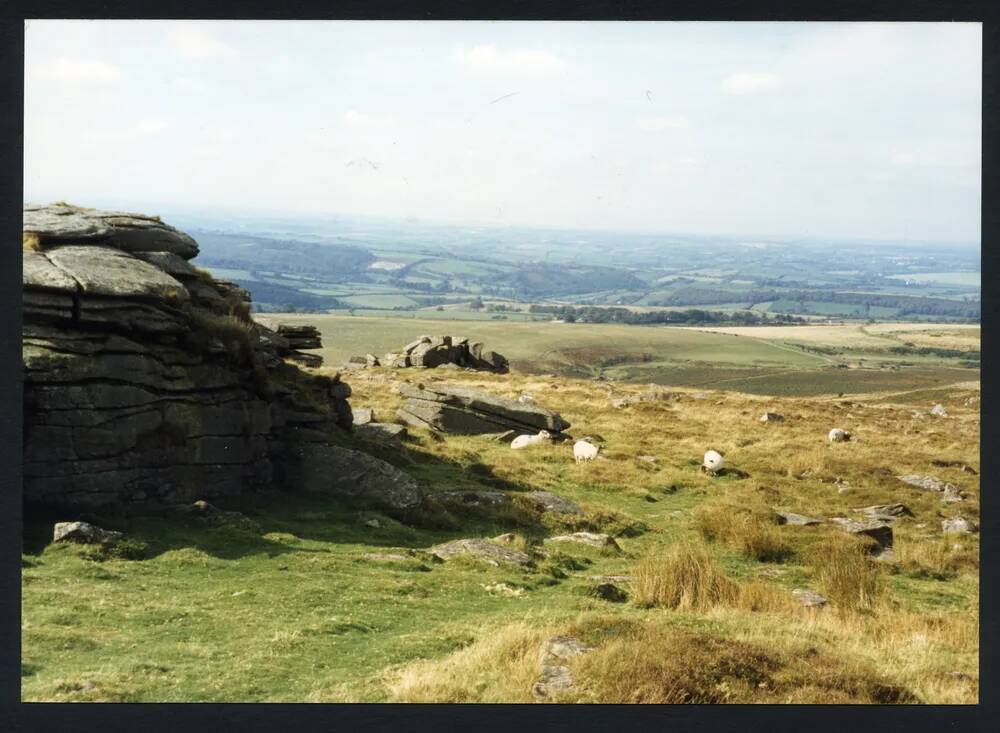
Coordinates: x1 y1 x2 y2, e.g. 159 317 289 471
429 539 532 567
395 383 570 435
352 407 375 426
52 521 124 545
368 335 507 372
532 636 593 700
45 246 190 301
355 423 408 440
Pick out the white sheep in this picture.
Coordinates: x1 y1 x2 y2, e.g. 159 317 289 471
511 430 551 449
828 428 849 443
703 450 724 473
573 439 600 463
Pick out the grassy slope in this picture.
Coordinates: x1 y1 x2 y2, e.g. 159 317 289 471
22 367 979 703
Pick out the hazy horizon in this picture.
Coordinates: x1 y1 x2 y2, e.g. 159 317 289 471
25 20 982 245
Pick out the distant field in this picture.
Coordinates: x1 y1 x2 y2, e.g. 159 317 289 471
887 271 980 286
264 314 979 396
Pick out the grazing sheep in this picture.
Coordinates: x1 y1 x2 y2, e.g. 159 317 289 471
703 450 724 473
828 428 850 443
573 439 600 463
511 430 551 450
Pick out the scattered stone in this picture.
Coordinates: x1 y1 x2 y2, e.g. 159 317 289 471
573 439 600 462
429 539 532 568
702 450 724 473
898 474 965 503
436 490 511 510
792 589 828 608
942 517 978 535
52 521 124 545
776 512 823 526
930 404 949 417
352 407 374 426
759 412 784 423
828 517 893 552
545 532 621 551
364 518 382 529
395 382 569 435
532 636 593 700
853 504 914 522
637 455 657 464
931 459 977 475
590 583 628 603
828 428 850 443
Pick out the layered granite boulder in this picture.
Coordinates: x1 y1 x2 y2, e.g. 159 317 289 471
22 203 419 513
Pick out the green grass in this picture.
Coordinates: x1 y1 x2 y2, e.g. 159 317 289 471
22 368 979 702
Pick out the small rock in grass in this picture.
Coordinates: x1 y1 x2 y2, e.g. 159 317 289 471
532 636 593 699
364 518 382 529
776 512 823 526
930 404 949 417
853 504 914 522
942 517 978 535
828 517 893 552
52 521 124 545
792 589 828 608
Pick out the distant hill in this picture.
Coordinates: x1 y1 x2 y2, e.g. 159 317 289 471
192 231 374 280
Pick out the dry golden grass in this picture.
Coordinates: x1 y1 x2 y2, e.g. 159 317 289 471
632 542 739 610
387 621 551 703
694 501 792 562
23 232 42 251
804 537 884 613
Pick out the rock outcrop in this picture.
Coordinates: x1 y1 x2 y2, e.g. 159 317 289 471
394 382 570 435
250 318 324 367
352 335 508 373
22 203 418 513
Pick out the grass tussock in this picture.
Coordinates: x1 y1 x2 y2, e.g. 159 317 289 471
894 535 979 580
570 623 915 704
632 541 739 610
694 501 792 562
387 622 550 703
806 537 884 613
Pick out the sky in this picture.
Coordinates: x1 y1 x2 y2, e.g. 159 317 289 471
24 20 981 244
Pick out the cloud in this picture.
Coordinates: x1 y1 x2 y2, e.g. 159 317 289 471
451 44 569 78
635 115 689 131
32 56 123 85
166 27 237 60
171 77 211 94
722 72 782 95
342 109 397 128
136 119 169 135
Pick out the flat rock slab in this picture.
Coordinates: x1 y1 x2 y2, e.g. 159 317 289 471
776 512 823 526
436 490 511 509
545 532 620 551
429 539 532 567
24 203 199 258
829 517 893 551
853 503 914 522
53 521 123 545
396 382 569 434
520 491 584 516
355 422 408 440
44 246 189 301
287 444 423 510
532 636 593 700
23 250 79 293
